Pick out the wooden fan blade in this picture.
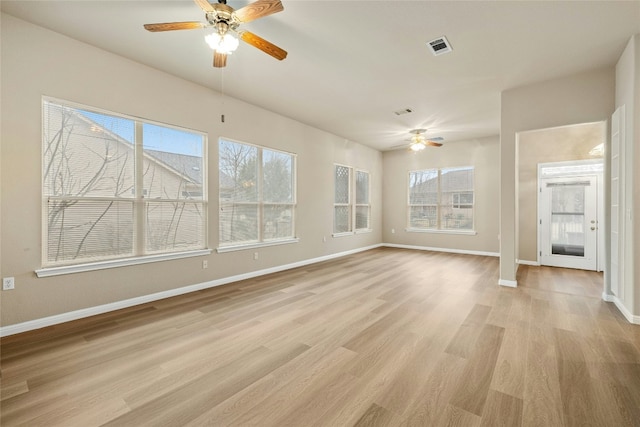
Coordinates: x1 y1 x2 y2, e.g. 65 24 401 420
144 22 205 32
239 31 287 60
213 51 228 68
194 0 215 12
234 0 283 23
425 141 443 147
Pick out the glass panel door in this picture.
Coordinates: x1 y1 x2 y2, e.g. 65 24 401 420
550 183 586 257
540 176 597 271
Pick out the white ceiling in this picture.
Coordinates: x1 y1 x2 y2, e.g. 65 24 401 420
2 0 639 151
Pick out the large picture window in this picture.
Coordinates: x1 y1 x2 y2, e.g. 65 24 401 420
333 165 371 235
42 99 207 268
218 138 296 249
408 166 474 231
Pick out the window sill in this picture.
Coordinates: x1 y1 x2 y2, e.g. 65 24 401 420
332 232 352 238
332 229 372 238
405 228 477 236
36 249 213 278
216 238 299 253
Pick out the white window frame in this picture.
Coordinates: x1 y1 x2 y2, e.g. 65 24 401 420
333 164 372 237
217 138 297 252
407 166 476 235
37 97 210 277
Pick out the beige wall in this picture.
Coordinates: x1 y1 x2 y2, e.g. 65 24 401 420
500 68 615 285
614 34 639 317
517 123 605 262
382 136 500 254
0 14 383 327
2 13 637 328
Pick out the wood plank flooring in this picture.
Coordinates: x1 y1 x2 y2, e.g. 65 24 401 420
1 248 639 426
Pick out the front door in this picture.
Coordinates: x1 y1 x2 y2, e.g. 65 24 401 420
540 175 597 270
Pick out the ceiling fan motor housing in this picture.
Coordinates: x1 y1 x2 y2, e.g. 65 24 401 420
207 4 240 33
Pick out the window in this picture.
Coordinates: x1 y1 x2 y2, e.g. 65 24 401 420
42 99 207 267
355 170 370 230
408 166 474 231
334 165 352 234
218 138 296 248
333 165 371 235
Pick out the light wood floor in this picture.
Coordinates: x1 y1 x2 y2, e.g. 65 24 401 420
1 248 639 426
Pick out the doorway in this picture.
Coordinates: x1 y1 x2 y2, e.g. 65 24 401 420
538 160 603 271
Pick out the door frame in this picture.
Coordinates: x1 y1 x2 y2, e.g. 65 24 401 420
537 159 604 271
610 106 625 298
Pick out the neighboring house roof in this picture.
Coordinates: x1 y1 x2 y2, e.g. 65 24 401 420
145 149 202 185
73 110 202 186
412 168 473 193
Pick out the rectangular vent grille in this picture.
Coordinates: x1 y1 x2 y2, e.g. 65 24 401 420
427 36 452 56
394 108 413 116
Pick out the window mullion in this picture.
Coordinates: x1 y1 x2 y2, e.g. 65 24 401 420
437 169 442 230
134 121 145 256
350 167 355 232
257 148 264 243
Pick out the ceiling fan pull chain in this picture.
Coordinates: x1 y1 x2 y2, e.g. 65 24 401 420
221 67 226 123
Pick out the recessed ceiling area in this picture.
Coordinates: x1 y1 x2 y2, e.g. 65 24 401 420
2 0 639 151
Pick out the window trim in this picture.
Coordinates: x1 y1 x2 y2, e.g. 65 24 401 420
41 96 208 270
407 166 475 233
216 237 300 253
35 249 212 278
217 137 297 250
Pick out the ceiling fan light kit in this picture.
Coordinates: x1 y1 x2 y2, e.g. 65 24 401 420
410 141 426 151
205 33 239 53
144 0 287 68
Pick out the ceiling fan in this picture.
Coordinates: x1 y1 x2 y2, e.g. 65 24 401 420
406 129 444 151
143 0 287 68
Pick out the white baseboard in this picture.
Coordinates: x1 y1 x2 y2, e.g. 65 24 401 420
383 243 499 258
16 243 630 336
602 292 615 302
602 292 640 324
517 259 540 266
0 244 383 337
498 278 518 288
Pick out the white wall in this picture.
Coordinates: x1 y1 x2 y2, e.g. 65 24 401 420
0 14 382 327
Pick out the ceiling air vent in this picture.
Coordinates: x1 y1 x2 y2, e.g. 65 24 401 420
427 36 452 56
394 108 413 116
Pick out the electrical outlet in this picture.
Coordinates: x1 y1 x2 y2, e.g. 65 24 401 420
391 228 395 234
202 260 208 269
323 236 327 243
3 277 15 290
253 252 259 260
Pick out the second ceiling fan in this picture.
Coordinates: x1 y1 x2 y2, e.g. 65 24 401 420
407 129 443 151
144 0 287 68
